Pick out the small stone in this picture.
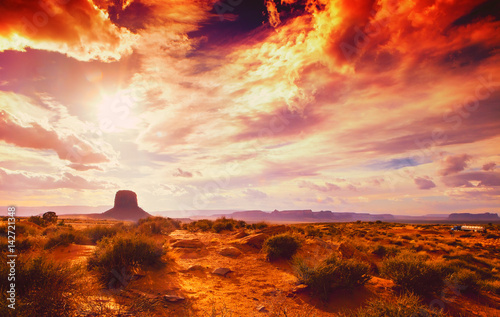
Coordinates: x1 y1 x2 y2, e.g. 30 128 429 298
187 265 205 271
219 247 242 258
162 295 185 302
212 267 232 277
256 305 268 312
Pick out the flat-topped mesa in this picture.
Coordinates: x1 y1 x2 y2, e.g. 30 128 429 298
100 190 152 221
114 190 139 208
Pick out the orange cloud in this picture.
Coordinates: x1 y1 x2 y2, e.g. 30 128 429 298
0 0 136 61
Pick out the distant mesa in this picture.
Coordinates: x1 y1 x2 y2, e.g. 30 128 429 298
448 212 499 221
99 190 152 221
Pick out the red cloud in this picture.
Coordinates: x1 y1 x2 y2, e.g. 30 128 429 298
414 176 436 190
439 154 472 176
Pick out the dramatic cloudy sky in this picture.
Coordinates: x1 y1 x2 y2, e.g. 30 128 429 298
1 0 499 216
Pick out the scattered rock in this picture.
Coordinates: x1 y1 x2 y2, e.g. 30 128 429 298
238 233 269 248
187 265 205 271
162 295 185 302
233 230 248 239
257 225 290 236
286 283 309 297
219 247 242 258
171 239 204 248
256 305 268 312
212 267 232 277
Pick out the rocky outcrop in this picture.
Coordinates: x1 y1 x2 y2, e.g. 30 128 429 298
238 233 269 248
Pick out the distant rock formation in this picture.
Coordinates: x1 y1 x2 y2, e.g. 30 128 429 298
448 212 499 221
99 190 151 221
214 209 395 223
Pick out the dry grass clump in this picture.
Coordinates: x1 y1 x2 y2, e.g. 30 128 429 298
293 253 370 300
381 252 446 296
87 233 165 283
447 268 481 294
341 293 447 317
44 228 89 249
82 223 127 244
0 256 87 317
262 233 300 261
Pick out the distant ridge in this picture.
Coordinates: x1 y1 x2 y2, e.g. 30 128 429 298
202 209 395 223
448 212 499 221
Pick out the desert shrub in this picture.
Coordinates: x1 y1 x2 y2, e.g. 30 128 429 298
382 252 445 296
42 211 58 224
0 256 86 317
293 254 370 300
305 225 322 237
247 222 268 230
342 293 447 317
447 268 480 294
88 234 164 283
401 235 413 241
187 219 213 232
372 245 387 257
212 217 235 233
486 234 499 239
83 224 124 244
263 233 300 261
481 280 500 294
27 216 47 227
44 229 88 249
137 216 180 235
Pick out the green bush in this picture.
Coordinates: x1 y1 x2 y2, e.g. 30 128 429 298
137 217 180 235
88 234 164 283
293 254 370 300
263 233 300 261
0 256 85 317
342 293 447 317
382 252 445 296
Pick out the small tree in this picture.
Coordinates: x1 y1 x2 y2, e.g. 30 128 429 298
43 211 58 224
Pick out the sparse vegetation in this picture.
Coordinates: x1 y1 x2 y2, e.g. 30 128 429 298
262 233 300 261
447 268 480 294
87 234 165 283
0 256 87 317
293 254 370 300
342 293 447 317
137 216 180 235
382 252 445 295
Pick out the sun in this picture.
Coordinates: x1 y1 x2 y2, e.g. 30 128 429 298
97 89 139 133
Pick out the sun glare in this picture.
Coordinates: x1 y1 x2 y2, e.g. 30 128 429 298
97 90 139 133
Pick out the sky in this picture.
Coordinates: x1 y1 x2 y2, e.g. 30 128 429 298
0 0 499 216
